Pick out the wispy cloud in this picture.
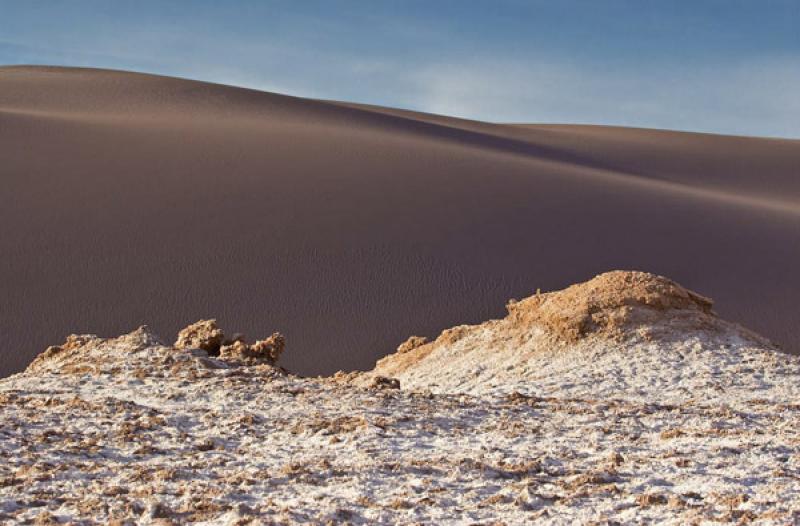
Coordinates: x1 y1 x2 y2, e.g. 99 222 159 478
2 7 798 139
399 56 800 138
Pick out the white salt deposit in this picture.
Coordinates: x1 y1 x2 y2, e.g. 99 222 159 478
2 272 799 524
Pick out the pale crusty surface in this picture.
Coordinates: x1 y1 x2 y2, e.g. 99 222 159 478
3 273 800 524
369 271 775 393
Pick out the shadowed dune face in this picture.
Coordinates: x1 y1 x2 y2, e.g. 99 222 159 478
1 66 799 377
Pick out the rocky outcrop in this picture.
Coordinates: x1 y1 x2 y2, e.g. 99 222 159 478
219 332 285 365
174 319 226 355
25 333 100 373
4 271 800 524
504 270 717 343
24 320 285 377
369 271 777 391
396 336 428 354
174 319 285 366
25 326 164 374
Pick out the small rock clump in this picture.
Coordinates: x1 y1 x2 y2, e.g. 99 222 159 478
174 319 225 355
175 320 284 366
220 333 285 365
26 334 100 373
397 336 428 354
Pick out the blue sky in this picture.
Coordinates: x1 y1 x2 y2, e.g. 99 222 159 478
1 1 798 137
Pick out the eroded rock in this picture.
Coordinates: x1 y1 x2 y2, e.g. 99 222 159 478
174 320 285 366
219 332 285 365
505 270 717 343
174 319 225 355
397 336 428 354
368 270 778 390
26 334 100 373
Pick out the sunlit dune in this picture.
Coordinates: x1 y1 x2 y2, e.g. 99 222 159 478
1 65 799 377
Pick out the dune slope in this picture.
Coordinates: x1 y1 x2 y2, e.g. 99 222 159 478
1 66 799 376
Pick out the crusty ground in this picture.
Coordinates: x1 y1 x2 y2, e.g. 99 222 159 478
4 272 800 524
3 320 800 524
371 271 772 380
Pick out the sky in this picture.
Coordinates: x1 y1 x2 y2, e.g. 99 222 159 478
1 1 798 137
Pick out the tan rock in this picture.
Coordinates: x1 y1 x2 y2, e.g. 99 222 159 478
251 333 285 363
369 270 776 385
33 511 59 526
505 270 716 344
26 334 100 373
175 319 225 355
219 333 285 365
397 336 428 354
637 493 668 506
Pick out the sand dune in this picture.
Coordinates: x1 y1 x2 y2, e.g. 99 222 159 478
1 65 799 377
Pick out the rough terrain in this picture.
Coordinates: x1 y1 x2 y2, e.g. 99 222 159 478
2 272 799 524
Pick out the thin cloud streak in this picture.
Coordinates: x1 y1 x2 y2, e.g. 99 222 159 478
2 30 798 138
402 57 800 138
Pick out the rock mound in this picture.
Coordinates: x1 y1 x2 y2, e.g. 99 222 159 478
506 270 716 343
175 319 286 365
25 333 103 374
218 333 285 365
174 319 226 355
5 272 800 524
174 319 285 365
369 271 776 392
25 321 285 376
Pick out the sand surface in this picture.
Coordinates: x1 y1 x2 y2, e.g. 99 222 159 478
1 66 799 377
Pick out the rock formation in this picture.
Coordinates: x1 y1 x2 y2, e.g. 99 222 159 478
2 271 799 524
174 319 226 355
219 333 285 365
369 271 775 392
173 319 285 366
504 270 718 343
